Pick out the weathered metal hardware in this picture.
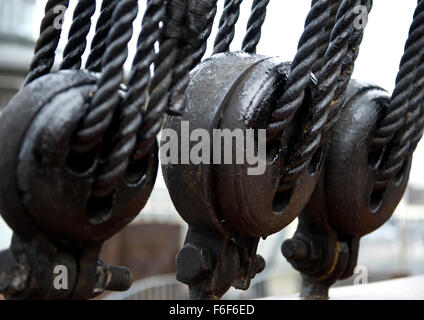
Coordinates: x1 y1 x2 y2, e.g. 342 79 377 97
162 52 321 299
282 0 424 299
0 0 214 299
0 71 157 299
282 81 412 299
164 0 422 300
163 0 373 299
1 0 423 301
0 70 158 242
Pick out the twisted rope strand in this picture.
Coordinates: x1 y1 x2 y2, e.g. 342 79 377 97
60 0 96 70
72 0 138 163
167 45 195 115
189 0 218 69
322 0 372 141
213 0 243 54
133 0 217 160
279 0 365 189
24 0 70 85
241 0 270 54
92 0 165 198
377 1 424 184
311 0 342 75
409 51 424 153
85 0 119 72
372 0 424 150
267 0 332 139
131 0 188 160
168 0 220 115
132 41 178 161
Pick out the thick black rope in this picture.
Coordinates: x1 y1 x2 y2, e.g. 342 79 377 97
168 0 219 115
71 0 138 159
130 0 187 161
190 0 218 68
373 0 424 150
24 0 70 85
60 0 96 70
22 0 214 202
322 0 372 141
277 0 369 190
213 0 243 54
409 51 424 154
167 51 195 116
377 0 424 185
92 0 165 198
85 0 119 72
267 0 332 140
133 0 218 160
242 0 270 54
311 0 342 75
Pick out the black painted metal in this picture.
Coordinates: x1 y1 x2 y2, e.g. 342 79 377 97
163 0 424 301
283 81 411 299
162 52 322 299
1 0 424 301
0 0 214 300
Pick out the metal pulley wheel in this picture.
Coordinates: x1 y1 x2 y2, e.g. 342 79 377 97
283 81 412 299
0 0 213 299
282 0 424 299
0 70 158 243
324 81 411 236
164 0 376 300
162 52 321 239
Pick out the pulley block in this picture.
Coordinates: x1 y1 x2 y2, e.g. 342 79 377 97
282 80 412 299
162 52 321 239
0 70 158 243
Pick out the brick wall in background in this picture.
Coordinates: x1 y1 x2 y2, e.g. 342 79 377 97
101 223 181 281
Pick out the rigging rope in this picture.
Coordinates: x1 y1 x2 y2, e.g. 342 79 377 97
60 0 96 70
86 0 119 72
25 0 70 85
23 0 424 203
242 0 270 54
213 0 243 54
376 0 424 186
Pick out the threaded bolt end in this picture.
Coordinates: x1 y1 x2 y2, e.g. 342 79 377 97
106 266 132 291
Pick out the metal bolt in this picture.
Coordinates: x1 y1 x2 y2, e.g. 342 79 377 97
176 244 211 285
281 239 308 263
105 266 132 291
96 259 132 292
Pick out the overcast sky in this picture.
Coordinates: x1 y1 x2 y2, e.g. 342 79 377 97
0 0 420 249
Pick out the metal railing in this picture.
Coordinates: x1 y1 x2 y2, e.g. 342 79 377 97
103 273 270 300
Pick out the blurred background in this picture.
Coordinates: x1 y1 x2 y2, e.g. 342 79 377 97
0 0 423 299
